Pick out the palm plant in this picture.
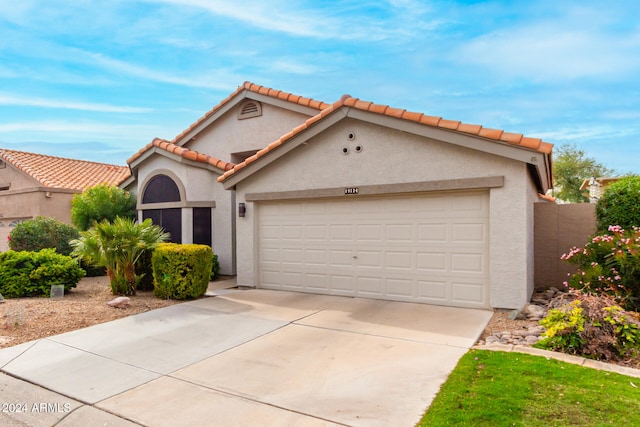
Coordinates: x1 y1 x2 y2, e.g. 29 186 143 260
71 217 169 295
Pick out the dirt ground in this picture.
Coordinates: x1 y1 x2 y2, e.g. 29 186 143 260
1 276 525 350
0 276 180 349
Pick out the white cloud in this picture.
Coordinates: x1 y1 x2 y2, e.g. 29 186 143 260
82 51 240 89
0 94 152 113
454 7 640 81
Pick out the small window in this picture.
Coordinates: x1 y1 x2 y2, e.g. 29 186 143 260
0 160 6 168
238 100 262 120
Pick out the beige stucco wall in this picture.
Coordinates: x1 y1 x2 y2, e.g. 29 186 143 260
133 154 235 275
187 102 313 162
233 118 537 309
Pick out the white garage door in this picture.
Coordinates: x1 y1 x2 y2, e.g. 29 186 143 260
258 191 490 308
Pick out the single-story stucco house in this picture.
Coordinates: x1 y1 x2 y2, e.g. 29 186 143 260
121 82 554 310
0 148 130 251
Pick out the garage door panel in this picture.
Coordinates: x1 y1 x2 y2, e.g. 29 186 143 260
452 223 486 243
356 250 382 268
385 251 413 270
451 253 485 273
331 275 356 295
258 191 489 308
417 224 448 242
385 224 413 241
357 276 384 296
305 249 328 265
416 252 447 271
451 281 486 304
416 280 448 301
330 224 353 240
385 278 413 298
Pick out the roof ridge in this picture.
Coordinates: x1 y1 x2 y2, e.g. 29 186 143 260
171 82 331 145
218 94 552 183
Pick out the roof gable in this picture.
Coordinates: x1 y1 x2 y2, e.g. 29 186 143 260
217 95 554 192
173 81 331 147
0 148 130 191
127 138 234 172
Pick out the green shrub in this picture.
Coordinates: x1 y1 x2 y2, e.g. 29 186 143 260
152 243 213 300
136 249 155 291
561 225 640 310
0 249 85 298
536 293 640 362
211 252 220 281
596 175 640 232
9 217 79 256
71 184 136 231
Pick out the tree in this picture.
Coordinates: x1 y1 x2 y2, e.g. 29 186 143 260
595 175 640 232
553 144 614 203
71 184 136 231
71 217 169 295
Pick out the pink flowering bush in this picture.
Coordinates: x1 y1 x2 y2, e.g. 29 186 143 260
562 225 640 311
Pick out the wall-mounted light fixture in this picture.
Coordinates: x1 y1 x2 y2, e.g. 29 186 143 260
238 202 246 217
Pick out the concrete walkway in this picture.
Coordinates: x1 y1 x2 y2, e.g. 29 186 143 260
0 288 492 427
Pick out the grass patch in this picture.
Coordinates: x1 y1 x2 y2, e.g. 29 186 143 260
418 350 640 426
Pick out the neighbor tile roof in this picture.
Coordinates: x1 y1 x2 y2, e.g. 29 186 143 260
218 94 553 182
0 148 130 191
127 138 234 171
171 81 331 144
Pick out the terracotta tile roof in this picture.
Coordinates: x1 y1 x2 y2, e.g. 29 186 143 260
218 95 553 183
127 138 234 171
171 81 331 144
0 148 130 191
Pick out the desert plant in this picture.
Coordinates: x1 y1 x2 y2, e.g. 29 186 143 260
152 243 213 300
536 293 640 362
71 184 136 231
561 225 640 310
8 217 79 256
71 217 169 296
0 249 85 298
596 175 640 232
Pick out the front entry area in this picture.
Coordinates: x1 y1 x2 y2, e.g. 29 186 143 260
257 190 490 309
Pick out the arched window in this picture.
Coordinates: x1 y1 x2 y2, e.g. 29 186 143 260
142 174 180 203
142 174 182 243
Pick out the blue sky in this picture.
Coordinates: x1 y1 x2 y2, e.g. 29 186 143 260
1 0 639 173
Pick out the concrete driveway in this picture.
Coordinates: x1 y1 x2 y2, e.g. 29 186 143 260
0 289 491 427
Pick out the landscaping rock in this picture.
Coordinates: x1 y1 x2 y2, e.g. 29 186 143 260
524 304 546 320
107 297 130 308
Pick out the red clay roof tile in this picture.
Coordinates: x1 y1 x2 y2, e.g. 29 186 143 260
127 138 233 171
0 148 130 191
218 89 553 184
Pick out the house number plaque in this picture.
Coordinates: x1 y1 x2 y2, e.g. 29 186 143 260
344 187 359 195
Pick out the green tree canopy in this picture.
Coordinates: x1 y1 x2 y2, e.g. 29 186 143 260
71 184 136 231
553 144 615 203
595 175 640 232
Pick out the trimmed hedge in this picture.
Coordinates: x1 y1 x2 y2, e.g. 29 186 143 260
152 243 213 300
0 249 85 298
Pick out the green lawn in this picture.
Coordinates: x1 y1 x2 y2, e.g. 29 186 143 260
418 349 640 426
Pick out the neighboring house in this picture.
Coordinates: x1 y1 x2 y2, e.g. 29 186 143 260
579 177 621 203
0 149 130 251
122 82 554 310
